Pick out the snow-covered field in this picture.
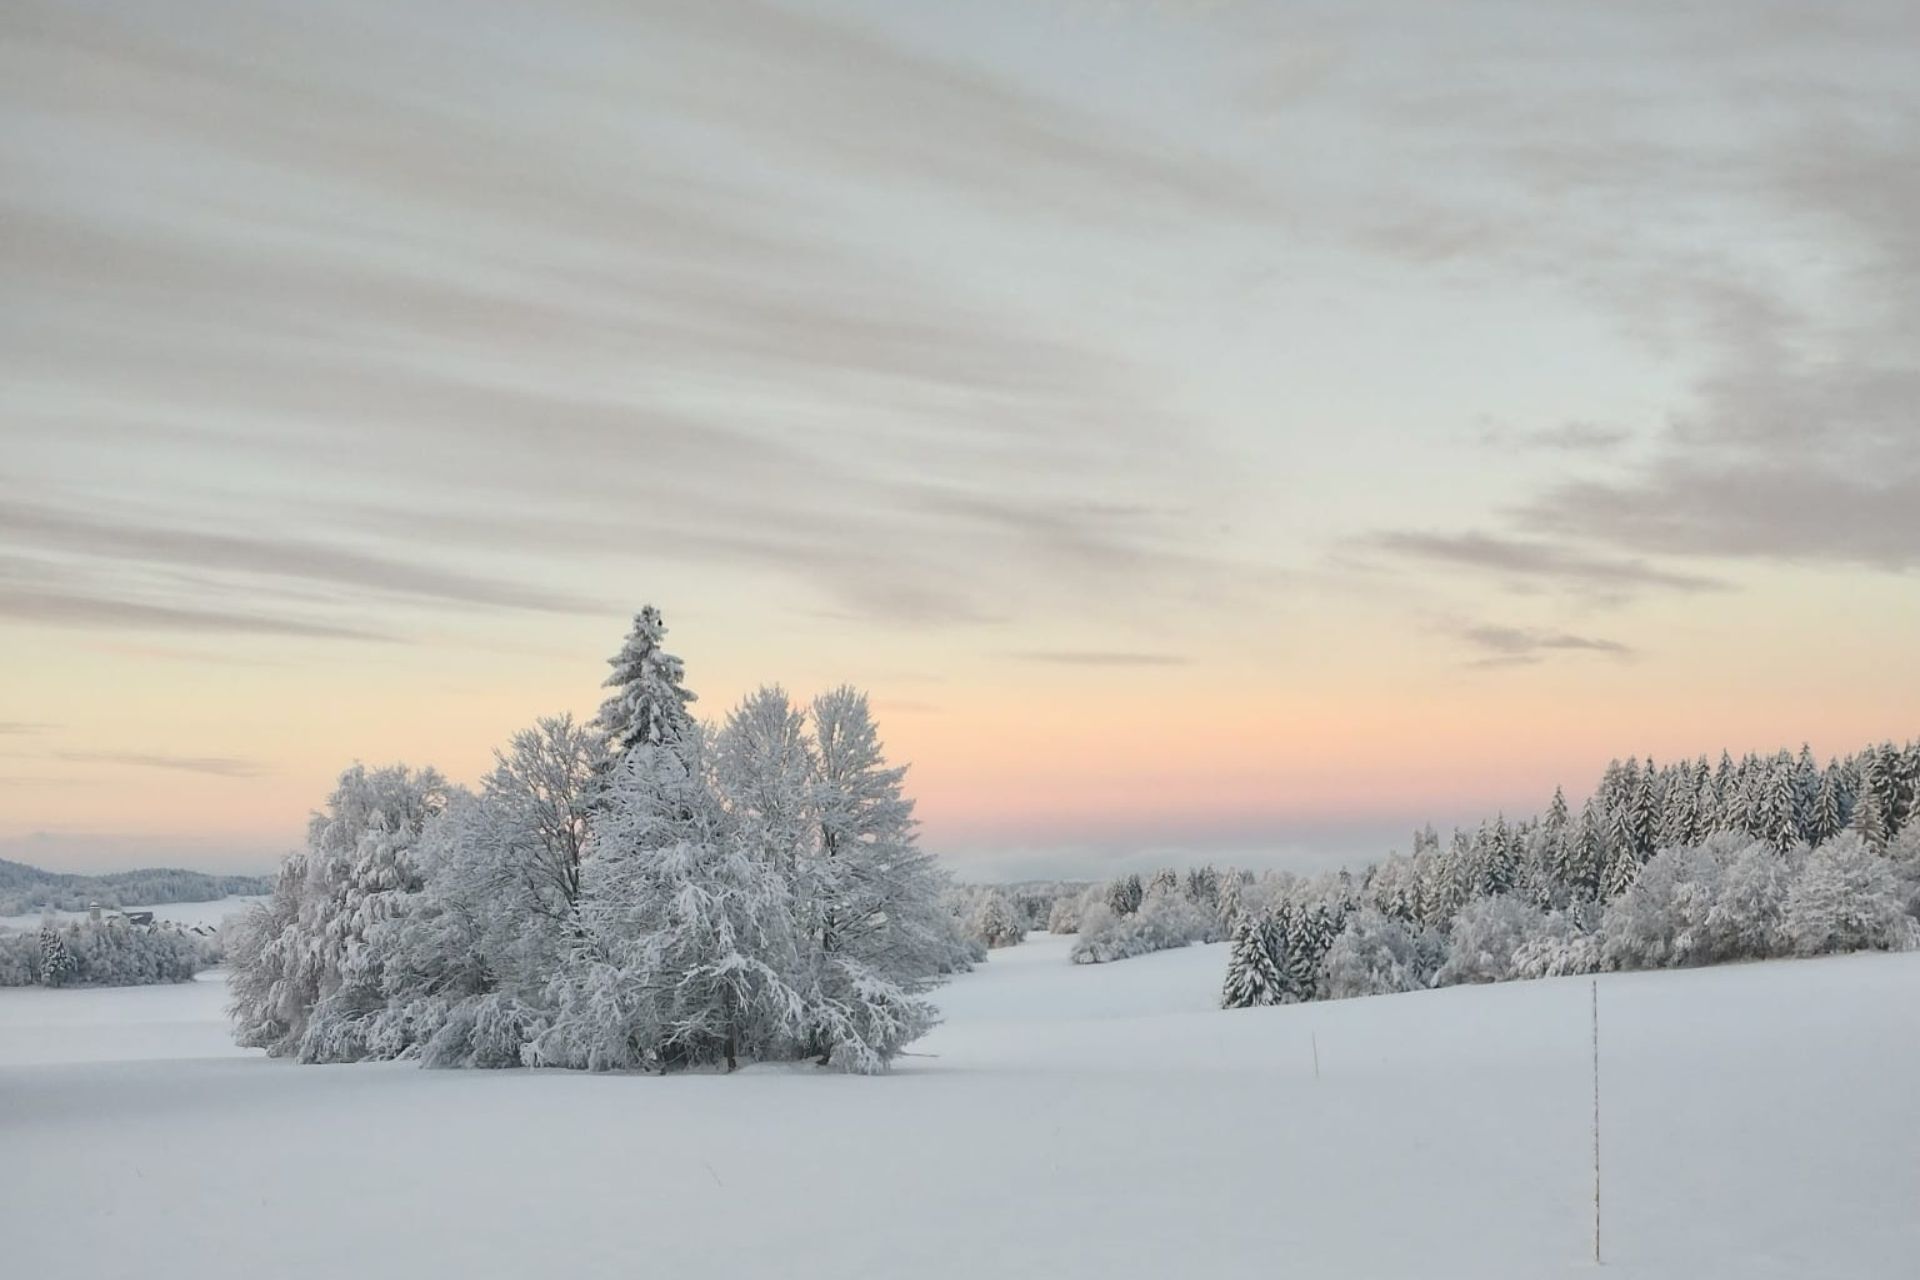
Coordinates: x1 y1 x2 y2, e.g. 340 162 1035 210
2 934 1915 1278
0 894 267 933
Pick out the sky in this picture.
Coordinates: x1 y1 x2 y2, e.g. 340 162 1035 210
2 0 1917 879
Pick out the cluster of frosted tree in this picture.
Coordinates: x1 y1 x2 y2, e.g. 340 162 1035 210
1222 740 1920 1008
228 607 973 1073
0 916 211 987
1065 867 1228 963
0 858 269 916
942 884 1025 950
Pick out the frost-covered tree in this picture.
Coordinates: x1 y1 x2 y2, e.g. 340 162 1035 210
227 763 449 1060
965 888 1026 949
1434 895 1545 986
1706 838 1796 960
1106 874 1144 917
1221 915 1287 1009
532 736 812 1072
357 719 604 1065
1322 908 1439 999
1851 757 1890 851
1600 840 1640 901
809 688 966 984
1046 894 1084 934
593 605 697 758
481 714 605 921
1183 865 1222 916
37 919 75 986
1781 833 1915 957
1071 884 1218 964
1510 906 1604 979
1600 843 1727 970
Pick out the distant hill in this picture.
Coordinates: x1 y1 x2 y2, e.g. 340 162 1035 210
0 857 273 917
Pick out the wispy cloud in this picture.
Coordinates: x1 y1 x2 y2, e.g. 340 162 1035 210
1478 421 1632 453
0 722 54 736
1009 650 1193 667
1460 624 1635 669
54 750 269 778
0 584 392 643
1359 531 1724 597
0 501 604 616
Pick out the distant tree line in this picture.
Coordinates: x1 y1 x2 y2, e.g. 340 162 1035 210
1219 741 1920 1007
0 859 269 918
0 915 214 987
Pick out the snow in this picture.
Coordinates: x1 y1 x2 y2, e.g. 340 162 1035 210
0 895 267 933
3 932 1917 1278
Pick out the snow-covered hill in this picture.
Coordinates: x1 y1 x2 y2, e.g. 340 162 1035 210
2 934 1914 1278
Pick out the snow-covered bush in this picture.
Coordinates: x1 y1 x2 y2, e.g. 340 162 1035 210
1046 892 1085 934
0 930 36 985
960 887 1026 949
1434 895 1547 986
1704 838 1796 960
1887 825 1920 921
1510 907 1603 979
1322 908 1438 998
1781 833 1917 957
1069 885 1218 964
1600 843 1730 970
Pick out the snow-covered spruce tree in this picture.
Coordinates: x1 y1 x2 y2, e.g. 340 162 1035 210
1812 765 1848 846
593 605 697 759
227 763 449 1060
37 918 75 986
531 733 812 1072
1476 818 1517 897
1221 914 1287 1008
1600 840 1641 901
1106 873 1144 917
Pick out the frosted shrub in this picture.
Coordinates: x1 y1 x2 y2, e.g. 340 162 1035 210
1046 894 1083 934
1600 843 1728 970
1070 886 1217 964
1887 825 1920 921
1510 907 1603 979
420 993 550 1069
1782 833 1917 957
1434 895 1547 986
1705 839 1796 960
0 930 37 985
966 888 1026 949
1322 908 1437 998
